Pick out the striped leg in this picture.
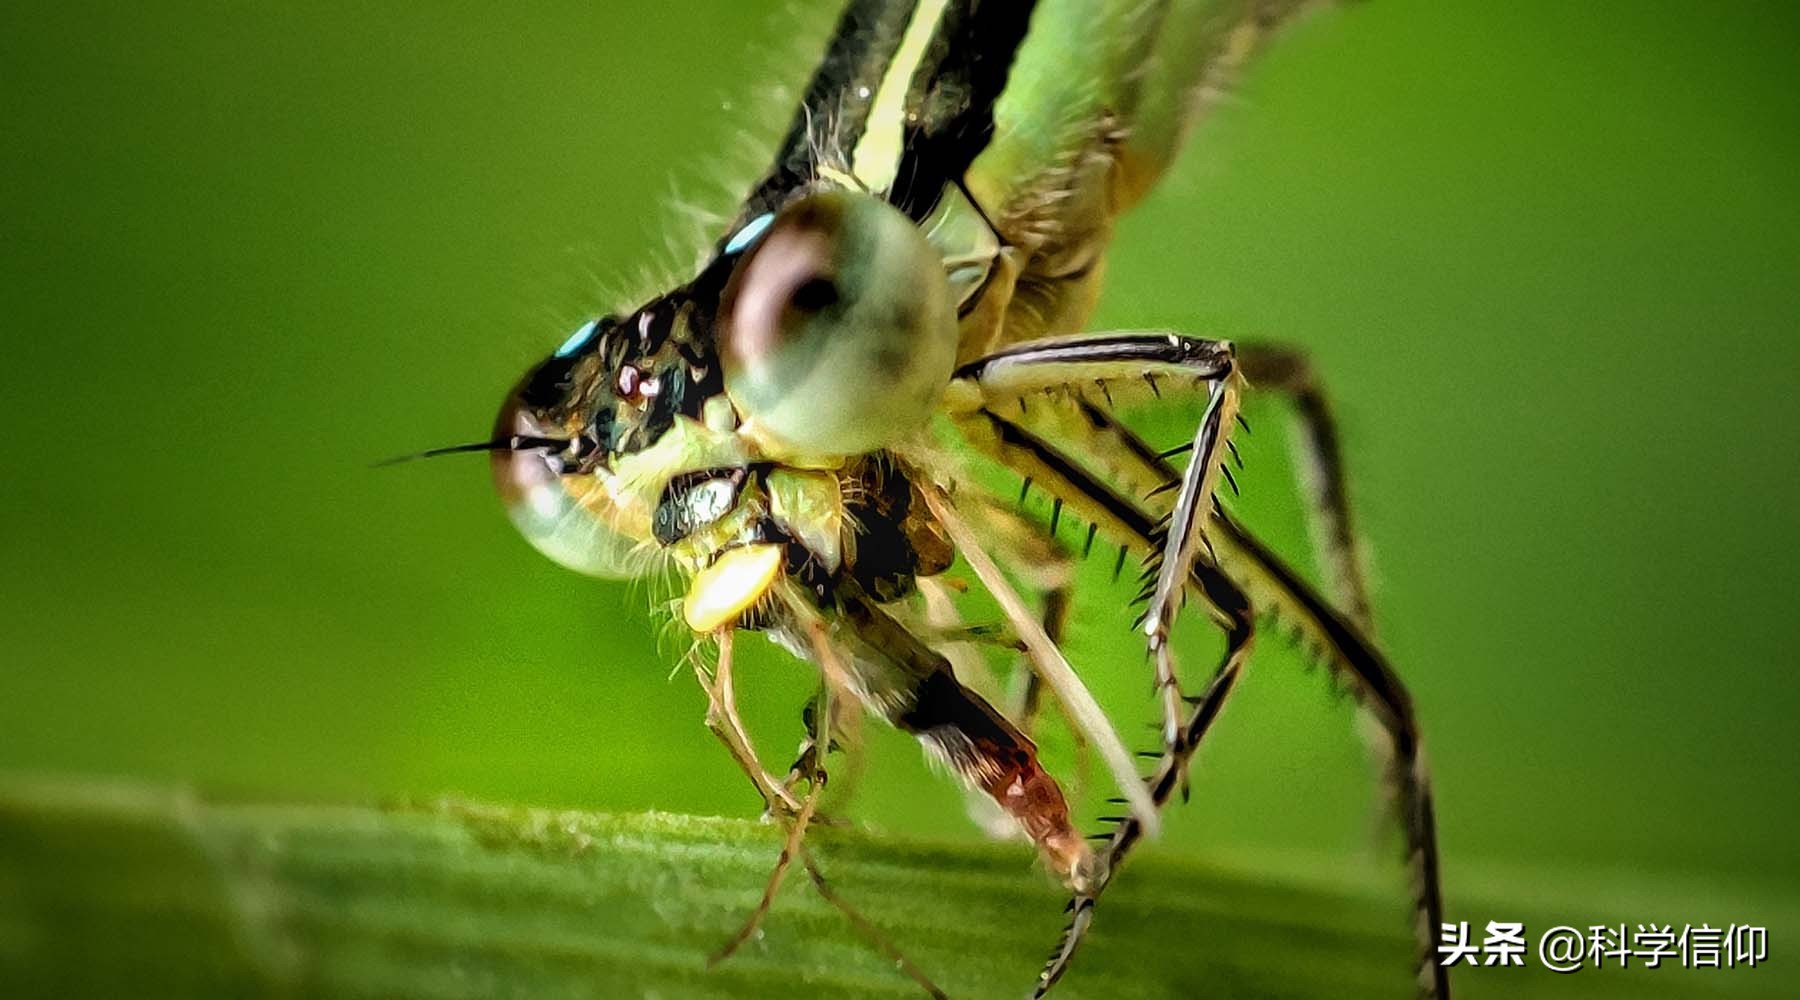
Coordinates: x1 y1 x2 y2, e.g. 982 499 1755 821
1212 511 1449 999
1167 343 1449 997
1036 553 1257 998
953 399 1447 998
949 408 1257 993
949 332 1241 771
1238 342 1373 628
1057 397 1451 999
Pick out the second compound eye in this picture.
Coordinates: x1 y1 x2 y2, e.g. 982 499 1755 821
718 189 959 460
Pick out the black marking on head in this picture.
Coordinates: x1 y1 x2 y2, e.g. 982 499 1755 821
637 359 687 447
546 293 725 462
518 354 580 413
586 402 618 456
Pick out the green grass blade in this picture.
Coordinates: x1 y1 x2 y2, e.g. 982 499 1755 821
0 779 1772 998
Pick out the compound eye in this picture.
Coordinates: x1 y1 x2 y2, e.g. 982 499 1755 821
490 390 640 579
719 189 958 459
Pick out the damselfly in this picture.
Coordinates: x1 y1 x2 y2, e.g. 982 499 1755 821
400 1 1449 996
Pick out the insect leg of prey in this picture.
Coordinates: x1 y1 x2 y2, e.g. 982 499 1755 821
918 480 1159 838
712 633 831 971
692 630 802 816
798 849 949 1000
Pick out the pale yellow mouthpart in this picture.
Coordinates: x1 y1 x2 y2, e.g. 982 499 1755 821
683 543 784 633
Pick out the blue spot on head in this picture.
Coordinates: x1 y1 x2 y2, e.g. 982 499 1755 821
554 318 601 358
723 212 775 255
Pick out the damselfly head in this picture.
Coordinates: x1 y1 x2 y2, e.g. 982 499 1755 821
487 298 725 578
400 187 959 584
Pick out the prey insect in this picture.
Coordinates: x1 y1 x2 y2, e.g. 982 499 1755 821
399 1 1450 996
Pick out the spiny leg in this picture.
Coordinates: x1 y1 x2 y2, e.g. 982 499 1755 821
947 332 1234 411
692 630 802 817
950 408 1259 995
1141 372 1239 759
1212 510 1448 999
1034 397 1450 999
1237 342 1374 629
709 621 839 965
1038 568 1253 997
949 331 1241 767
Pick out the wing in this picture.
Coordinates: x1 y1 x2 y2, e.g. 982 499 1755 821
972 0 1326 243
967 0 1326 342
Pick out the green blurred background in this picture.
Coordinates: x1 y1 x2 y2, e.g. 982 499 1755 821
2 0 1796 978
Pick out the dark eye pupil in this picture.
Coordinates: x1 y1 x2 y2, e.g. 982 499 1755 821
790 276 839 313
